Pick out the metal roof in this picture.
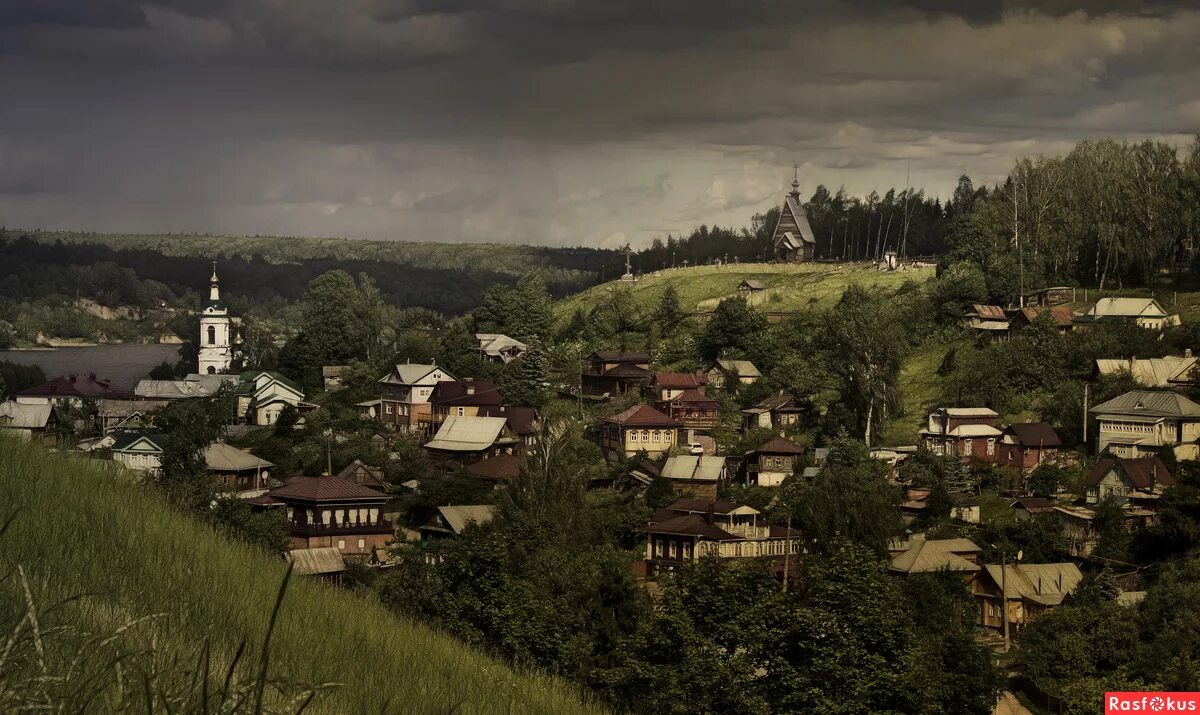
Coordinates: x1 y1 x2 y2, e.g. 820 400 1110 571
1085 297 1170 318
661 455 726 482
889 539 982 574
0 401 53 429
286 547 346 575
203 442 273 472
1090 390 1200 418
1095 355 1198 387
434 505 496 534
378 363 453 386
714 359 762 378
983 563 1082 606
424 415 510 452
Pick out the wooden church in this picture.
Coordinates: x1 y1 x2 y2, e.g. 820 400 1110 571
770 176 817 262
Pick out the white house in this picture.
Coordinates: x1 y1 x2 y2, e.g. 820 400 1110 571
235 370 305 425
1074 297 1179 330
1090 390 1200 460
111 432 169 473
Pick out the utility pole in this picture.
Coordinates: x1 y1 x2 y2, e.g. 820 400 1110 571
782 513 792 593
1001 547 1010 653
1082 381 1090 454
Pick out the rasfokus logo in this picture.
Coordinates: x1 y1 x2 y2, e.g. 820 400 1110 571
1106 692 1200 713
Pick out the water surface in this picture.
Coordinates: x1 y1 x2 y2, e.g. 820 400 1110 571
0 344 181 389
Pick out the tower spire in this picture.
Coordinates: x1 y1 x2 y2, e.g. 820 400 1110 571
790 164 800 196
209 261 220 302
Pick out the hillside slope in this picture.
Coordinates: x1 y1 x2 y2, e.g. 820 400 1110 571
0 439 602 714
554 262 934 324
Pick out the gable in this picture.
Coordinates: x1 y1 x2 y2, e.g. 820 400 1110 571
771 197 816 249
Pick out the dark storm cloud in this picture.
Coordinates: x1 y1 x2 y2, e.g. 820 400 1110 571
1 0 1199 245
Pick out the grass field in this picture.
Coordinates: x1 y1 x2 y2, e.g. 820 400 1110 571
0 439 601 714
553 261 935 326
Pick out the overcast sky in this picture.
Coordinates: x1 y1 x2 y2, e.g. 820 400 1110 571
2 1 1199 248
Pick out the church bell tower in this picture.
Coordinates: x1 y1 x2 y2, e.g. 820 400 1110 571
198 261 234 375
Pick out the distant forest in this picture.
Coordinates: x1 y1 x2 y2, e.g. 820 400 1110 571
0 232 612 317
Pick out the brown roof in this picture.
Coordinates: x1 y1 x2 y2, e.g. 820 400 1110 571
18 373 132 399
1004 422 1062 447
590 350 650 363
652 372 705 389
752 392 800 412
269 476 387 502
603 404 682 428
972 304 1007 320
465 453 524 482
430 380 503 407
752 436 805 455
663 498 743 515
603 363 651 378
1019 305 1074 327
1011 497 1056 513
478 405 539 435
640 514 736 540
1086 457 1176 489
670 388 718 406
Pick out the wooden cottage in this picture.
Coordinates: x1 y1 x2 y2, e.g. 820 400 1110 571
581 351 651 398
744 436 805 487
596 404 681 460
996 422 1063 471
659 455 728 500
707 359 761 389
640 499 801 575
258 476 392 557
919 407 1001 461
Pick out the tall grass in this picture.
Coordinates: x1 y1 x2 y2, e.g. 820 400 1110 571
0 438 603 714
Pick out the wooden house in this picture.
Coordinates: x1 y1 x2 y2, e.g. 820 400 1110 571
322 365 347 391
965 304 1010 341
1010 497 1057 521
478 405 540 451
770 178 816 262
659 455 727 500
377 361 455 432
973 563 1082 633
1085 456 1175 506
474 333 527 364
335 459 387 490
889 538 981 576
423 415 517 465
418 505 496 558
581 351 651 398
15 373 132 407
1010 306 1075 334
707 359 761 389
0 401 57 442
596 404 681 460
110 431 169 473
744 436 805 487
996 422 1063 471
1074 297 1179 330
741 392 804 431
1094 351 1198 389
662 388 720 432
204 442 274 495
738 279 766 305
259 476 392 557
1089 390 1200 460
234 370 305 426
919 407 1001 461
640 499 801 575
464 453 524 484
647 372 706 403
428 379 503 430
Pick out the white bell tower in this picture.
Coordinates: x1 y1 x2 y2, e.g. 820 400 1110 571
198 261 234 375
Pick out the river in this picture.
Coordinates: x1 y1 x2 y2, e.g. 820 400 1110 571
0 344 182 389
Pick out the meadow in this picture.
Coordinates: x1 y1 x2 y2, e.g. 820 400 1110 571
553 261 935 324
0 438 602 714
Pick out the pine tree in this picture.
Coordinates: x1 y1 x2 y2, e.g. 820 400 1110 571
654 285 685 333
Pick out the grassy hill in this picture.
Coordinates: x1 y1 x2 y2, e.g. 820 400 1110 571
0 439 602 714
553 262 935 324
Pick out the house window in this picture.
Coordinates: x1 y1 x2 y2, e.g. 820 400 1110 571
986 438 996 456
457 407 465 416
337 539 345 550
641 430 650 442
655 540 664 557
385 404 393 415
357 538 366 550
962 439 972 456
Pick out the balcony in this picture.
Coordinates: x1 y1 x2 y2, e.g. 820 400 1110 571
287 520 394 537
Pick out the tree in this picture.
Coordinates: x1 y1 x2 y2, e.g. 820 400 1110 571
699 296 767 363
645 475 676 510
653 285 685 333
784 435 902 555
1028 463 1066 498
822 286 903 445
299 270 369 368
149 361 175 380
931 261 988 323
1093 496 1131 563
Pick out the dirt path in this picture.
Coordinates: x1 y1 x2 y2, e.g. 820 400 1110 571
994 691 1034 715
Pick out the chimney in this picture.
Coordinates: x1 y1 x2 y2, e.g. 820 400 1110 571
1187 349 1194 359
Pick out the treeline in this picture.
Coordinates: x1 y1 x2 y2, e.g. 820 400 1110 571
0 233 607 322
943 137 1200 292
628 184 955 271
